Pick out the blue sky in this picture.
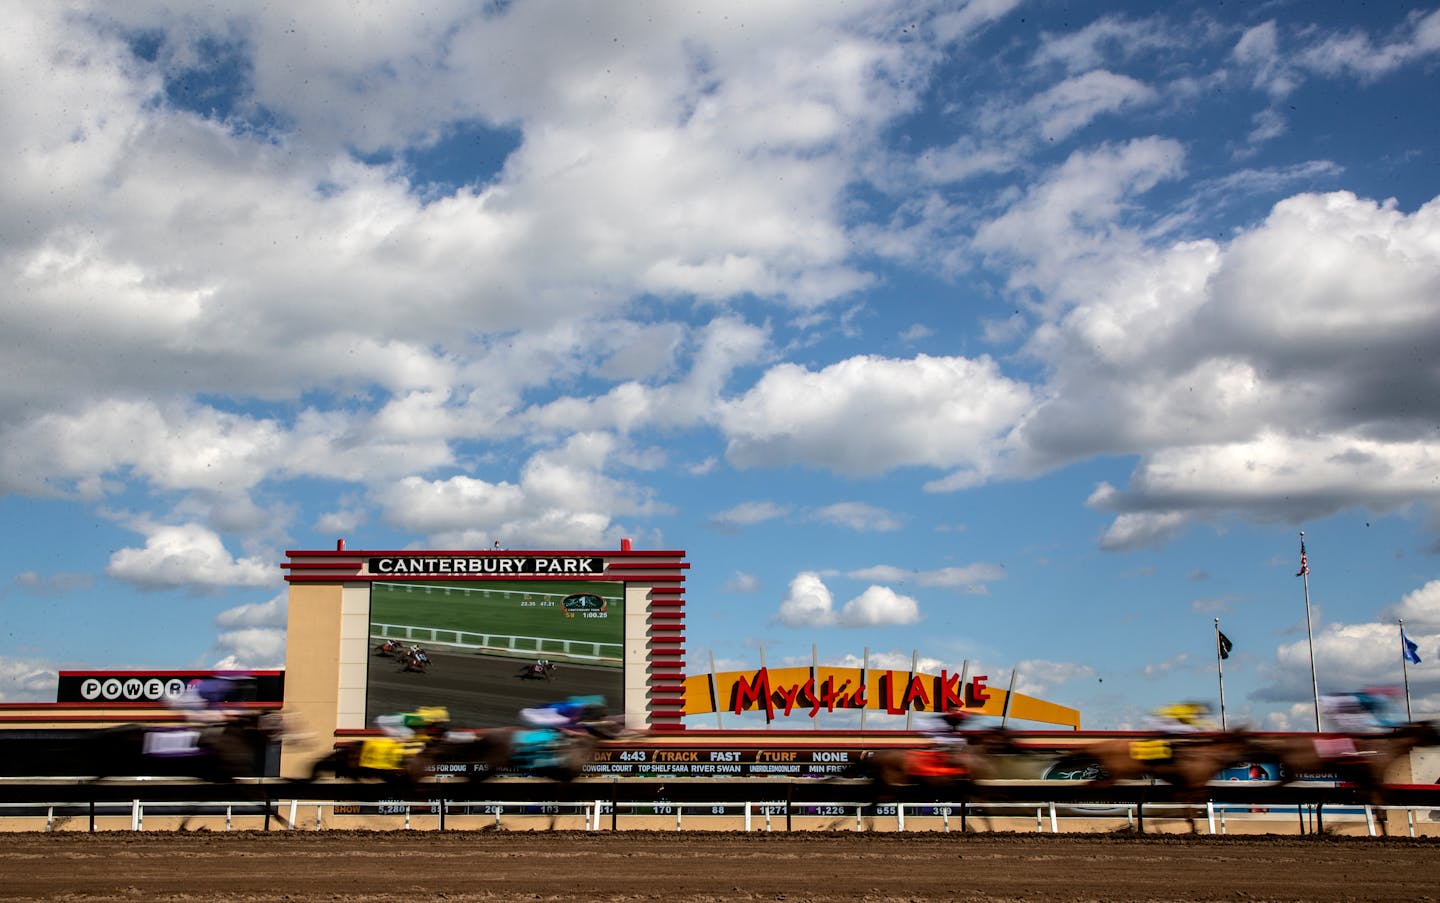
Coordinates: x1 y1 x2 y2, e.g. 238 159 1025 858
3 1 1439 732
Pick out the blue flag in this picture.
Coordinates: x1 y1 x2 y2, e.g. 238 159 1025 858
1402 628 1422 665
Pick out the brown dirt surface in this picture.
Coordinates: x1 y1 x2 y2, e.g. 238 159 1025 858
2 831 1439 902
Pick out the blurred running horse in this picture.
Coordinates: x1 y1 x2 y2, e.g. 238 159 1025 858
1249 721 1440 835
1046 730 1257 832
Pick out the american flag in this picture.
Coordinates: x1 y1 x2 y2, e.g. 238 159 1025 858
1295 538 1309 577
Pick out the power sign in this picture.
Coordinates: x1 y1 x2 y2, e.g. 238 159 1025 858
55 671 285 705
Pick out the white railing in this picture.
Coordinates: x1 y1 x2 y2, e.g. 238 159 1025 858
5 796 1435 836
370 625 622 665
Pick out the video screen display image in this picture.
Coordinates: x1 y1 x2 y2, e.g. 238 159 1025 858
365 579 625 729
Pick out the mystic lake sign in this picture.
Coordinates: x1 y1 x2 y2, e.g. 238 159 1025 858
682 665 1081 729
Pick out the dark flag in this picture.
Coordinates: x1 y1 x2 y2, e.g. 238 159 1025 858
1218 631 1233 660
1295 538 1309 577
1402 628 1422 665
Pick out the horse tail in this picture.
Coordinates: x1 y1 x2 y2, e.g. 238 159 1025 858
307 745 363 782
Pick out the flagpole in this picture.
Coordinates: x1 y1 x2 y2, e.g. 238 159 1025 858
1400 618 1414 722
1214 617 1228 730
1298 531 1321 731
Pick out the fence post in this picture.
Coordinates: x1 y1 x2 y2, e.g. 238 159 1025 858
1049 802 1059 833
744 802 752 832
896 803 904 833
131 799 142 832
289 799 299 831
1206 801 1216 835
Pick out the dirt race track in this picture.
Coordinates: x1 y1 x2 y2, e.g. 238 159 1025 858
3 831 1439 902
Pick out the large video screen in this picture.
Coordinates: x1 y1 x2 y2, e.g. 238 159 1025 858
364 579 625 729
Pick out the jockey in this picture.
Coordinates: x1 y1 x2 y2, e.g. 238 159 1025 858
921 711 979 760
925 707 972 746
1321 689 1400 733
1145 702 1216 733
519 695 607 729
169 675 256 725
374 706 450 741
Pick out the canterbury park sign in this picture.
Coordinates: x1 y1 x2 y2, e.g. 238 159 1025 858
367 556 605 576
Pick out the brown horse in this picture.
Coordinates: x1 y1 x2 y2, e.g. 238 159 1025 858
444 716 629 784
853 728 1022 803
1249 721 1440 834
88 712 288 783
1047 730 1257 831
307 735 442 786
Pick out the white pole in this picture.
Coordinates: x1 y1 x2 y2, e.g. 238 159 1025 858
1299 531 1321 731
1001 669 1018 728
1214 618 1228 730
1400 618 1414 722
958 660 970 711
905 650 918 731
812 644 819 731
860 647 869 732
760 645 770 729
709 651 723 730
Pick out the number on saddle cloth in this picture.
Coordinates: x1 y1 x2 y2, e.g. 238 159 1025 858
358 737 419 771
1313 736 1361 760
142 729 204 757
908 748 966 777
1128 739 1173 761
514 729 564 769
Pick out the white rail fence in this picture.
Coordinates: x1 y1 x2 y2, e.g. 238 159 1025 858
5 796 1435 837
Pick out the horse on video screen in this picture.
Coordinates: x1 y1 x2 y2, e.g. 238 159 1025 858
517 660 558 681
